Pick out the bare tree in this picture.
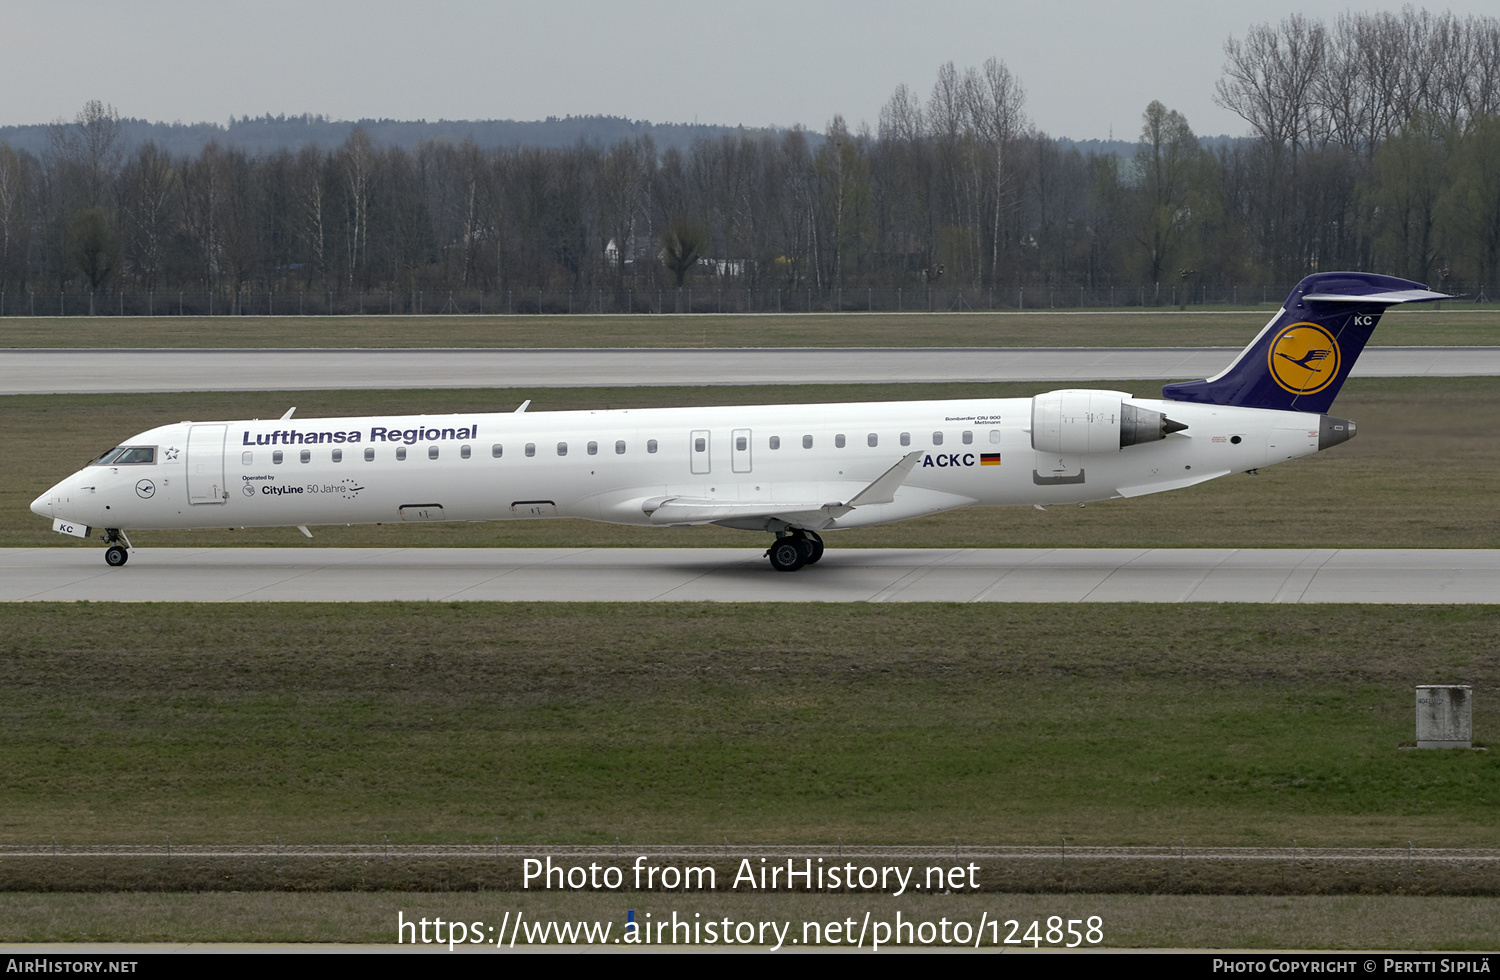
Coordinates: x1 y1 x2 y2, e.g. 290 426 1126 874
180 142 225 286
340 128 376 289
294 145 330 289
965 57 1028 283
120 142 178 290
48 100 124 211
1467 16 1500 122
0 145 29 289
1215 15 1326 155
597 138 647 284
878 84 924 143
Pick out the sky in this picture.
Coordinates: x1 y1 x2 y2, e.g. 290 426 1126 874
3 1 1494 141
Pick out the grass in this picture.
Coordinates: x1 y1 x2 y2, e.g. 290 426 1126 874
2 306 1497 349
1 603 1496 848
9 376 1500 550
2 892 1499 948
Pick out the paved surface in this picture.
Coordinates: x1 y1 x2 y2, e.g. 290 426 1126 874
5 346 1500 393
4 547 1496 602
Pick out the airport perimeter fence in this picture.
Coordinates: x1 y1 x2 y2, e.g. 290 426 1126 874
2 282 1490 318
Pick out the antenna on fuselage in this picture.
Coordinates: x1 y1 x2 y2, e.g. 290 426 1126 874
280 407 296 419
515 400 531 413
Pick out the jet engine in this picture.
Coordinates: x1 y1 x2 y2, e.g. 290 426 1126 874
1030 389 1187 454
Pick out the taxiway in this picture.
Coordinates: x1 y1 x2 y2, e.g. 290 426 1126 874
4 346 1499 393
3 547 1495 603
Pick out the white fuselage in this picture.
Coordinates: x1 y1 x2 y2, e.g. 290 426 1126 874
32 392 1326 536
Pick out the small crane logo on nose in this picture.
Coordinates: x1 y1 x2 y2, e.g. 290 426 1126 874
136 480 155 499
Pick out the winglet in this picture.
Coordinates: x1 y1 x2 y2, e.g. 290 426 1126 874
847 451 924 508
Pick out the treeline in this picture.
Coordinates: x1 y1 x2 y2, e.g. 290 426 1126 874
0 114 764 161
0 8 1496 305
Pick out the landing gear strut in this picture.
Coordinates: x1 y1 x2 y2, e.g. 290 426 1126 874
101 528 131 568
765 530 823 572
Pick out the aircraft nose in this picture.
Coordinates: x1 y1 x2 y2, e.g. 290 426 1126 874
31 489 53 519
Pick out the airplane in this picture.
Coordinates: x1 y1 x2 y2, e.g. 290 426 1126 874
31 272 1447 572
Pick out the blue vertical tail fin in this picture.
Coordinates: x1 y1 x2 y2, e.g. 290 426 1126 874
1161 272 1448 414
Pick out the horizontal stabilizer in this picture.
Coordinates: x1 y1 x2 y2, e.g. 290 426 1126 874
1303 288 1450 304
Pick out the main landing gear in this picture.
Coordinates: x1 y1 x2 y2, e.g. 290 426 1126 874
766 530 824 572
101 529 132 567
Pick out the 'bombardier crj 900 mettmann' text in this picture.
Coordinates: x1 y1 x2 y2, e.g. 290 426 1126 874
32 273 1447 571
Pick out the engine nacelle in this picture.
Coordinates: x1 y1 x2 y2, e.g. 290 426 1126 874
1030 389 1186 454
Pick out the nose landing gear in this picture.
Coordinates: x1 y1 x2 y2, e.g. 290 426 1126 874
765 530 824 572
101 529 132 568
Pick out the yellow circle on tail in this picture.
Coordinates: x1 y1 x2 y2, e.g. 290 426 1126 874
1268 322 1341 395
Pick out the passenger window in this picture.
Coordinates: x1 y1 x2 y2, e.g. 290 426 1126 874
273 451 283 464
647 439 658 454
587 441 598 455
332 449 342 463
990 429 1001 444
460 444 471 459
835 434 846 448
300 449 311 463
242 452 253 465
932 431 944 445
868 433 878 447
736 436 747 451
770 436 780 450
525 443 536 457
802 435 813 449
900 432 910 447
694 437 706 452
396 447 407 461
429 446 439 460
615 440 626 454
492 444 503 458
364 448 375 462
557 442 567 456
962 430 973 444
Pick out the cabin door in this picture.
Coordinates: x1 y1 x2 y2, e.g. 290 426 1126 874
186 424 228 505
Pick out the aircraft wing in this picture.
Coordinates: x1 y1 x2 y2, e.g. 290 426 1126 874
642 451 923 526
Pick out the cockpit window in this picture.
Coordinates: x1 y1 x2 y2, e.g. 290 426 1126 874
92 446 155 465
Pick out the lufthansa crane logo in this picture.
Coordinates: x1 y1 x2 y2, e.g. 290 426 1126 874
1268 322 1341 395
135 479 155 499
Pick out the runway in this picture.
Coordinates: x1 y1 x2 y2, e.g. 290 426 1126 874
5 345 1499 393
4 547 1497 602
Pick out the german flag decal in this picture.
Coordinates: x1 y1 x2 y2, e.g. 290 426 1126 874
981 453 1001 466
